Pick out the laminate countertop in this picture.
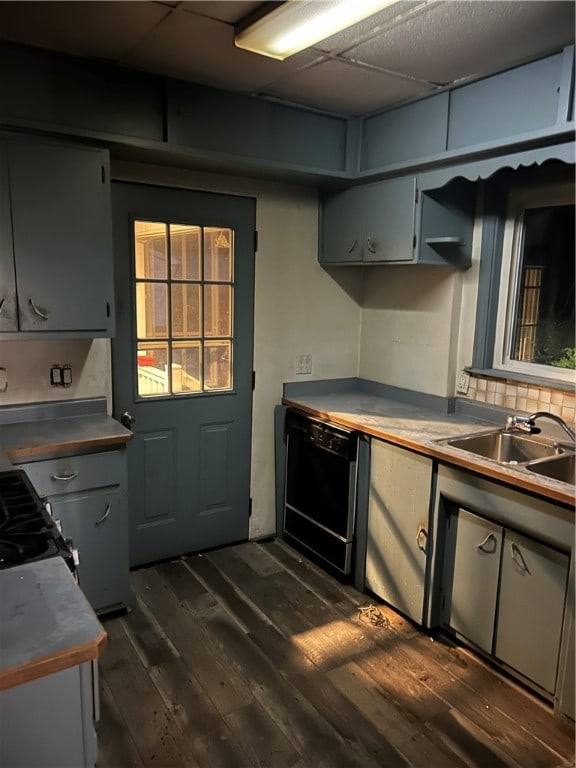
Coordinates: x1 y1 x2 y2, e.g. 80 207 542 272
0 557 106 691
0 413 132 471
282 391 576 508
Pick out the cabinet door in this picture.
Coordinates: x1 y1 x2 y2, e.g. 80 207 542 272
366 439 432 625
495 529 569 693
51 488 130 614
6 139 113 333
319 186 365 264
362 176 416 263
0 141 17 331
444 508 502 653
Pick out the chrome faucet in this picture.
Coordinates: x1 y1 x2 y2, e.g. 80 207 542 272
505 411 576 443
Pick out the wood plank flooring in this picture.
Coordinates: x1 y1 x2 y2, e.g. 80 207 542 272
97 539 575 768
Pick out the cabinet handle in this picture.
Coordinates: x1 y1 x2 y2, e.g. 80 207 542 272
366 236 378 254
0 298 5 315
510 542 530 574
476 533 497 553
347 238 359 254
416 526 428 552
28 298 49 320
95 503 111 526
51 472 78 482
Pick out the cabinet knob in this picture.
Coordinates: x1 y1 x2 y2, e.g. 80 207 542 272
121 411 135 429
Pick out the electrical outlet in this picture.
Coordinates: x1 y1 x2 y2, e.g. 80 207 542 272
295 354 312 375
457 370 470 394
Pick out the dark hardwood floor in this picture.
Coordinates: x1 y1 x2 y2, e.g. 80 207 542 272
97 539 575 768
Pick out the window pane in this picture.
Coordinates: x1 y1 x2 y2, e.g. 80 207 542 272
172 342 202 393
137 342 169 397
134 221 167 279
511 205 575 368
136 282 168 339
204 340 232 390
171 284 201 338
170 225 201 280
204 285 232 337
204 227 233 282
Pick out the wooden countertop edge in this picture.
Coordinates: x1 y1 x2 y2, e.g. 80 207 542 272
0 627 107 692
282 399 576 508
6 433 132 461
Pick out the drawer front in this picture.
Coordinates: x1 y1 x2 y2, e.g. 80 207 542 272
16 451 121 496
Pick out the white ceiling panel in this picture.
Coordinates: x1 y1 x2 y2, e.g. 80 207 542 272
0 1 170 61
262 58 435 116
344 0 575 85
124 7 317 92
178 1 265 24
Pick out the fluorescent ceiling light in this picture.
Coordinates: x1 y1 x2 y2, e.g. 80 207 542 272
235 0 400 61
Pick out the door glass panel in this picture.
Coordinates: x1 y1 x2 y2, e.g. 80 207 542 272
204 340 232 391
204 228 233 282
172 342 202 394
204 285 232 337
137 342 169 396
170 224 201 280
134 221 167 279
172 284 201 338
134 220 234 398
136 283 168 338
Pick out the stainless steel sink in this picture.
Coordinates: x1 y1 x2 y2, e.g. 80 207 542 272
441 430 564 464
526 453 575 484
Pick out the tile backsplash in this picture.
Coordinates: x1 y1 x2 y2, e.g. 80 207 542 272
464 374 575 425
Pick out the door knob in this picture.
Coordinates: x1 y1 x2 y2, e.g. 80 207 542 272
121 411 135 429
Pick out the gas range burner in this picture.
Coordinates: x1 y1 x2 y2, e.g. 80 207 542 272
0 470 75 571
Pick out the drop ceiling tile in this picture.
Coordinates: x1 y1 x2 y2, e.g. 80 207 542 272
179 1 265 24
124 8 317 92
344 0 575 85
262 59 434 117
0 1 170 60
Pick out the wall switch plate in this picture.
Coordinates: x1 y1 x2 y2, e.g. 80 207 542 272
457 370 470 394
295 354 312 375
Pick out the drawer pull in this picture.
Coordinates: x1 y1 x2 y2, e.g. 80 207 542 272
51 472 78 482
347 238 358 254
476 533 497 553
510 542 531 574
95 503 111 526
28 298 49 320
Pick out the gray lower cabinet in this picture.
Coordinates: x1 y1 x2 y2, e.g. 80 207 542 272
365 439 433 625
0 134 114 337
17 450 130 614
443 506 569 695
0 662 97 768
444 508 502 654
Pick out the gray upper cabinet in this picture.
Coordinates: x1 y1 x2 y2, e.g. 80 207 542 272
320 176 416 265
0 136 115 337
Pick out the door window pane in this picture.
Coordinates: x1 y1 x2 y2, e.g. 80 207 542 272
204 285 232 337
171 284 201 338
136 283 168 338
204 341 232 391
134 221 167 279
170 224 201 280
204 228 233 282
172 342 202 393
137 342 169 397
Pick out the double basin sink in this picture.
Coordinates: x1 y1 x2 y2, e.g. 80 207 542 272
438 429 575 485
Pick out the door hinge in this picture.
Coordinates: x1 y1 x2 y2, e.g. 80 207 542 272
101 165 106 183
254 230 258 253
252 371 256 390
106 301 110 318
413 234 417 249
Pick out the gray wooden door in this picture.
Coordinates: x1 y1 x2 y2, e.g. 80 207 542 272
112 182 256 567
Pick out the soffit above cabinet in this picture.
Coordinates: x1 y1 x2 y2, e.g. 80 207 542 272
0 0 572 118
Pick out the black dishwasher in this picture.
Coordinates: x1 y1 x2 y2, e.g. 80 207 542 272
283 408 358 577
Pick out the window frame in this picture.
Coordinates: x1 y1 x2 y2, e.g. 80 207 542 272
471 164 575 389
